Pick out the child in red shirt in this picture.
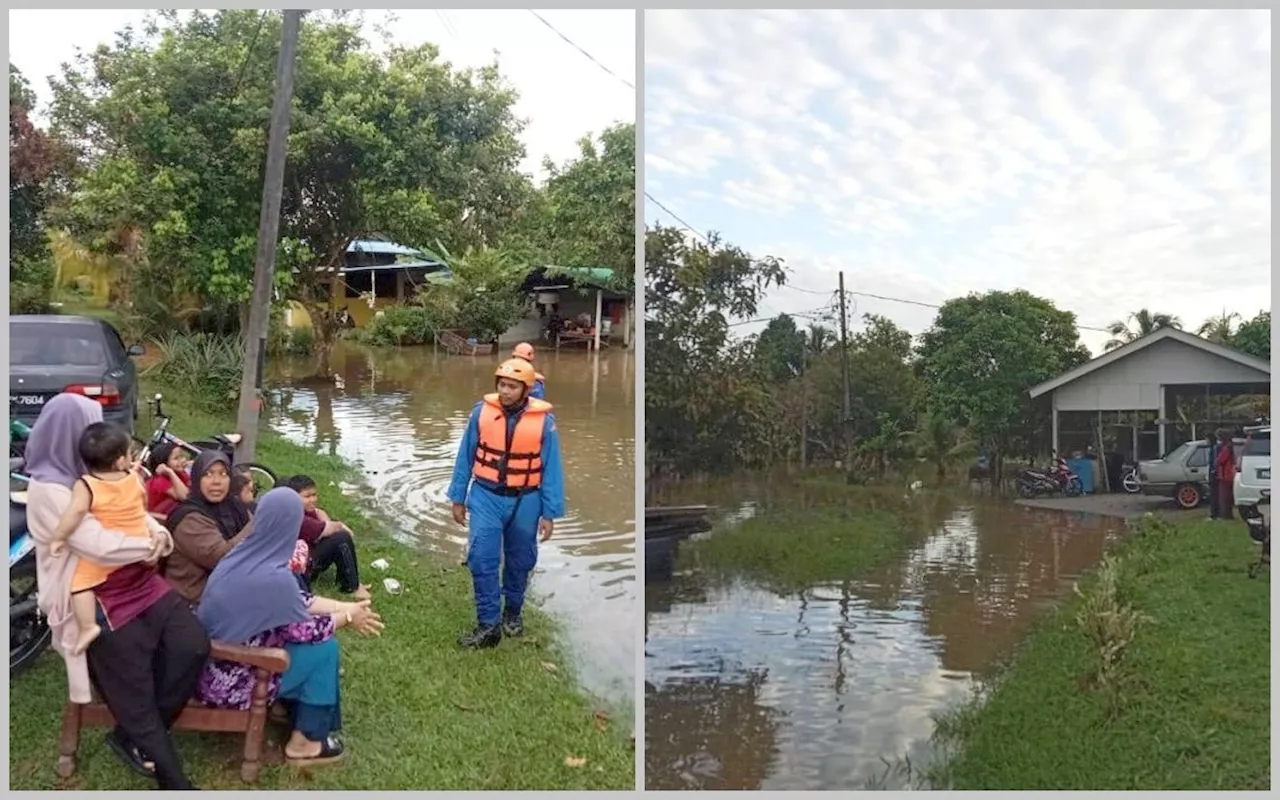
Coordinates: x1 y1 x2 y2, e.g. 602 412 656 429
145 443 192 518
284 474 370 600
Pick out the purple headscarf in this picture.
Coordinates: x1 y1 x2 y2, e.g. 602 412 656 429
25 393 103 487
197 487 312 643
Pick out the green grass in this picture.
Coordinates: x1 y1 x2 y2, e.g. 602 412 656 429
930 515 1270 790
679 490 958 592
9 382 634 790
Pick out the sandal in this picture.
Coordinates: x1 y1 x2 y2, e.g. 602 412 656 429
104 730 155 778
285 735 346 767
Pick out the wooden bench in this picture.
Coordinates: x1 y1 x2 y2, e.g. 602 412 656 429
57 641 290 784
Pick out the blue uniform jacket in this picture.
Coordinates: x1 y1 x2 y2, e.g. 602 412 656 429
446 400 566 520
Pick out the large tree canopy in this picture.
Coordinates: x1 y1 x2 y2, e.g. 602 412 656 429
47 10 531 321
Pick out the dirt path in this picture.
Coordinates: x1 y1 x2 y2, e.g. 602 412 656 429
1015 492 1209 521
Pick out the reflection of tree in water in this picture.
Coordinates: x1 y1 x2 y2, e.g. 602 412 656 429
644 666 782 791
903 503 1120 674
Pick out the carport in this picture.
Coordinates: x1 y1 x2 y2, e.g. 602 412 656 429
1029 327 1270 468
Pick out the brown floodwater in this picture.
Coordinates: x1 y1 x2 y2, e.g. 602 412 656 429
644 478 1127 790
267 342 635 712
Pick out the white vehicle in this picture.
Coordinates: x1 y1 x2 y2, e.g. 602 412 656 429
1234 425 1271 512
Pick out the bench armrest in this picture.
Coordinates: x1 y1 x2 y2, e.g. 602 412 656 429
209 640 290 674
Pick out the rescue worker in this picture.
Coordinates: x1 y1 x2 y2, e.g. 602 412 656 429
446 359 565 648
510 342 547 400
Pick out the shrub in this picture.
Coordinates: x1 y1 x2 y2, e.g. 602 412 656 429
364 305 437 347
10 256 55 314
268 322 316 356
145 332 244 408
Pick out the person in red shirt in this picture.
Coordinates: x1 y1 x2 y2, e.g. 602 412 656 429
1216 429 1237 520
284 474 370 601
145 443 192 519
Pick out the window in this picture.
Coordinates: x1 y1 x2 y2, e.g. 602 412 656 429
10 323 107 366
1244 430 1271 457
1186 446 1208 468
1163 442 1192 463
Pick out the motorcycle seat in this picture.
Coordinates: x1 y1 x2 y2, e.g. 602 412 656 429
11 503 29 545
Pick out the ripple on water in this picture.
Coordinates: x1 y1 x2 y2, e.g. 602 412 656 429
268 345 636 716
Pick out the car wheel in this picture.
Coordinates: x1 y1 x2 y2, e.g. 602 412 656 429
1175 483 1202 510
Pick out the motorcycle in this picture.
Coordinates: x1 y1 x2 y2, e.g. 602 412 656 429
10 464 51 677
1121 462 1142 494
1016 459 1083 498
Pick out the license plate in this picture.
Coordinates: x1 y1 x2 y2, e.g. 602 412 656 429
1260 469 1271 481
9 394 46 408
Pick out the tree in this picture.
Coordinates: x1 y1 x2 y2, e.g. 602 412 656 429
10 65 69 311
903 410 978 479
1104 308 1182 350
1197 310 1240 344
1232 311 1270 361
520 123 635 295
47 10 530 355
917 290 1090 484
416 245 529 342
754 314 806 383
645 224 786 479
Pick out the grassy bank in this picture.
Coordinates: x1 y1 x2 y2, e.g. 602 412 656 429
9 383 634 790
679 489 959 592
930 515 1270 790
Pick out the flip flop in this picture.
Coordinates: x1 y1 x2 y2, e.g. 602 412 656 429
104 730 156 778
286 735 346 768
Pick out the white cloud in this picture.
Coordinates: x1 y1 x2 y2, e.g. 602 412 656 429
645 10 1271 353
9 8 634 181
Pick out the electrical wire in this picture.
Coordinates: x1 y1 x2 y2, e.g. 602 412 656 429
527 10 634 90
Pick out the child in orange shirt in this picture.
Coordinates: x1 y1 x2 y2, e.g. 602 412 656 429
49 422 156 655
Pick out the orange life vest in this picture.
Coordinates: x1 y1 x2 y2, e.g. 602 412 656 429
472 394 552 488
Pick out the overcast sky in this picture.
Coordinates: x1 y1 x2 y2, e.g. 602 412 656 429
9 9 636 182
644 10 1271 354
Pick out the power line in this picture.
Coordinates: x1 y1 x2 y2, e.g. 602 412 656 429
644 187 1120 335
527 10 634 90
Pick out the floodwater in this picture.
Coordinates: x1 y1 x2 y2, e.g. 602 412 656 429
644 479 1127 790
267 342 635 712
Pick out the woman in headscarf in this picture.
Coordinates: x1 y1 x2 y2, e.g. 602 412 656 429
23 393 208 790
196 488 384 766
162 450 253 604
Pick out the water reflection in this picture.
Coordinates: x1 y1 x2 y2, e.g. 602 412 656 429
269 343 635 710
645 483 1125 790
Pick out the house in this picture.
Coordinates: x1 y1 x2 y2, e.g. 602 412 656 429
1028 327 1271 462
286 237 451 329
503 265 634 349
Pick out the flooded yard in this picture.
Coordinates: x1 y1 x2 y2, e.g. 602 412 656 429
644 479 1127 790
268 343 636 713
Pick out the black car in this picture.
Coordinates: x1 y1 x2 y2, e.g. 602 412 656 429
9 315 145 433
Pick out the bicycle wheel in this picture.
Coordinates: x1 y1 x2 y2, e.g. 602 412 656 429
238 463 279 496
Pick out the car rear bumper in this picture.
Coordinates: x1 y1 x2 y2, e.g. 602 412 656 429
11 405 134 435
1235 479 1269 508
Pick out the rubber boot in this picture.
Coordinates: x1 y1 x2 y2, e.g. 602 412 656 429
458 624 502 649
502 608 524 638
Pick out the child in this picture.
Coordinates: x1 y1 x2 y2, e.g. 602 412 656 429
284 474 370 601
231 471 257 510
145 442 192 518
49 422 156 655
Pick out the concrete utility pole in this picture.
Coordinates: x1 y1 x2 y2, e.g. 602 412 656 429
838 271 852 476
235 9 302 464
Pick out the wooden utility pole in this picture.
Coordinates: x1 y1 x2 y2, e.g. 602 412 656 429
837 271 852 476
235 9 302 464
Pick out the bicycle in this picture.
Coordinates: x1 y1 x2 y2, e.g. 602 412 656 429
133 393 279 497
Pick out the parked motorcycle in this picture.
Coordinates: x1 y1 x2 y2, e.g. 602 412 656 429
10 464 51 677
1016 460 1083 498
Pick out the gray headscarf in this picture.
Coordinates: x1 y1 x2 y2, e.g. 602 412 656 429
24 393 103 487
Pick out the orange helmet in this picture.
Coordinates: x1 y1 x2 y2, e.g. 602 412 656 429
512 342 536 362
494 358 536 389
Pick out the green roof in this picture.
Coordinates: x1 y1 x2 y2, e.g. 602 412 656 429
540 265 616 290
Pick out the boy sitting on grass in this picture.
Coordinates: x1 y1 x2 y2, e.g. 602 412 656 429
284 474 370 601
